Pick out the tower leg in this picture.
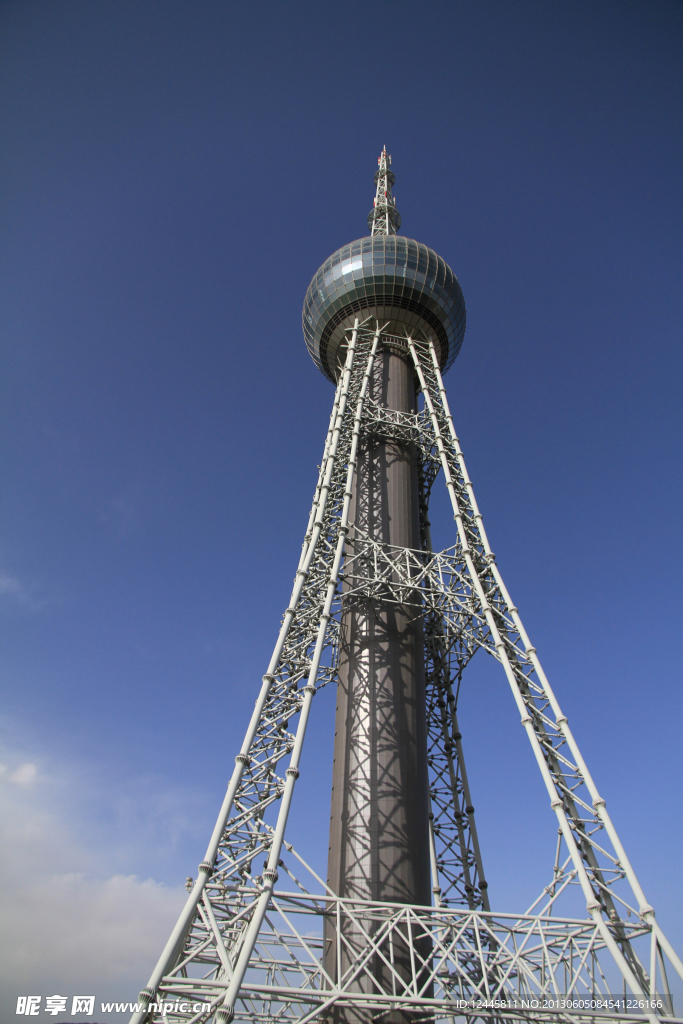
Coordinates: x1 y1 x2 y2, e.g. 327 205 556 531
126 324 683 1024
326 347 431 1021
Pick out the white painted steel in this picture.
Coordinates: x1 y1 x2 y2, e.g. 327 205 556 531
129 324 680 1024
214 327 383 1024
369 146 399 236
130 321 364 1024
409 337 658 1010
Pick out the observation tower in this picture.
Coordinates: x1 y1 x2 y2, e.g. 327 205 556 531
130 150 681 1024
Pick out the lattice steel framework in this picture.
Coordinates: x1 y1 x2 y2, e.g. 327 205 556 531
368 147 401 235
130 322 681 1024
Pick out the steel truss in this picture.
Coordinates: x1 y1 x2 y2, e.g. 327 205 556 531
131 322 681 1024
368 146 400 236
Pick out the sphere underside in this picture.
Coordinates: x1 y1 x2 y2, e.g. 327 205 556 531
303 236 466 382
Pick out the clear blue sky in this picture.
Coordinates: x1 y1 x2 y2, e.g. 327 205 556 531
1 0 682 1015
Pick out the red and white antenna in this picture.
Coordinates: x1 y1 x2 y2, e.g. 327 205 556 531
367 145 401 235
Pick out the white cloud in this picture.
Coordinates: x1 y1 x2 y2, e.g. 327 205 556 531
0 746 187 1022
9 762 37 785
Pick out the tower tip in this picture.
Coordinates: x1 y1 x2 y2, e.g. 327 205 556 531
368 147 400 236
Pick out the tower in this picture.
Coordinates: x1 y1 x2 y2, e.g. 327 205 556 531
130 150 681 1024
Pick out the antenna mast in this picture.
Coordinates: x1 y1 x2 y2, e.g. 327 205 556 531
367 145 401 235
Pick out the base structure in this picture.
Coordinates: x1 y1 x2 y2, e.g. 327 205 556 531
146 882 676 1024
130 322 682 1024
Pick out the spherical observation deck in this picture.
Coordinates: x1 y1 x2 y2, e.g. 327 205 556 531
302 235 466 383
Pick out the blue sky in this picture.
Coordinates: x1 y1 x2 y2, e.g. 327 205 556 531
1 0 682 1015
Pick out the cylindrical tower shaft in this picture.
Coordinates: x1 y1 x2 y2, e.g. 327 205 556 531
326 345 431 1015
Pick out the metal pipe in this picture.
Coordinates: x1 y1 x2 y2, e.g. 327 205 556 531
427 341 683 985
215 329 382 1023
130 321 362 1024
409 338 652 1008
427 800 442 907
297 373 345 572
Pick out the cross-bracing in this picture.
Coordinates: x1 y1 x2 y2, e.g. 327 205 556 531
130 320 682 1024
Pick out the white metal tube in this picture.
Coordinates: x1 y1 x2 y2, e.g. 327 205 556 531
427 802 442 906
651 924 683 985
427 342 681 980
129 325 362 1024
295 318 361 585
200 894 233 977
216 330 381 1022
217 689 315 1021
297 374 344 572
409 338 650 1004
